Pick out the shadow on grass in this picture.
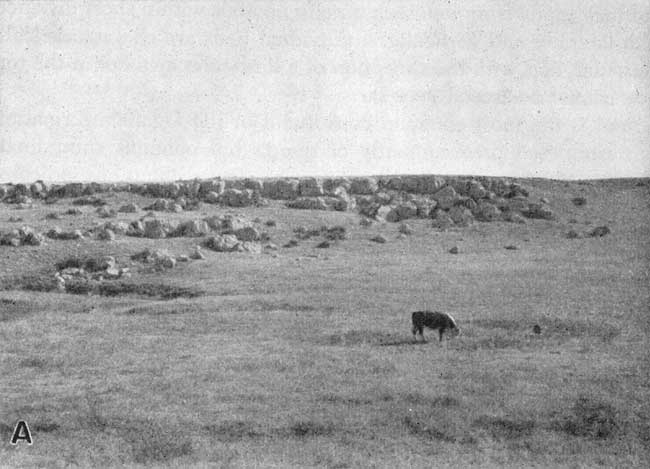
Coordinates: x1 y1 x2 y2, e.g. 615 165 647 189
473 415 536 440
2 272 204 300
551 396 619 439
318 330 421 347
0 298 37 321
204 419 340 441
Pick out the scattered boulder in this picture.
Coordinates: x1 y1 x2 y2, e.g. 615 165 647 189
298 178 325 197
432 185 460 210
145 199 171 212
96 207 117 218
102 221 129 234
240 241 262 254
204 191 221 204
199 178 225 197
448 206 474 226
533 325 542 335
97 228 116 241
316 240 331 248
370 235 387 244
118 203 139 213
523 203 554 220
398 223 414 235
73 196 106 207
349 177 378 195
359 217 373 227
127 220 145 237
205 234 241 252
220 216 253 233
190 246 206 260
19 226 44 246
572 197 587 207
47 227 84 240
65 208 83 215
375 205 394 221
177 255 190 262
143 219 171 239
504 245 518 250
566 230 580 239
473 201 501 222
390 202 418 222
468 180 488 200
589 226 610 237
219 188 259 207
45 212 62 220
172 219 211 237
503 211 527 224
431 209 454 230
286 197 329 210
234 226 261 242
449 246 459 254
283 239 299 248
262 179 300 200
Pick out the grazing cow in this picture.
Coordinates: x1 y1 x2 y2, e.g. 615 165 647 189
411 311 461 342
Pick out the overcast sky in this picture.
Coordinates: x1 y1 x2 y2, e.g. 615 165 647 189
1 0 648 183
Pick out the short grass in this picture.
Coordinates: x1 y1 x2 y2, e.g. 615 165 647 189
0 178 649 467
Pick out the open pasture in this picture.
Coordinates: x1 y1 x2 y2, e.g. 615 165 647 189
1 178 649 468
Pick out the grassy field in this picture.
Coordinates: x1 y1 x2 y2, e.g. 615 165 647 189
1 178 649 468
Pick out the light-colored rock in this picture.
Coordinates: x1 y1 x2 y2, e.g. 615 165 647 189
399 223 414 235
143 219 170 238
97 228 116 241
431 209 454 230
118 203 139 213
349 177 378 195
173 219 211 237
298 178 325 197
448 206 474 226
205 234 241 252
234 226 261 241
432 186 459 210
286 197 329 210
474 201 502 221
190 246 206 260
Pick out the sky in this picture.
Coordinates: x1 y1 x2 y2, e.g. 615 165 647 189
1 0 648 183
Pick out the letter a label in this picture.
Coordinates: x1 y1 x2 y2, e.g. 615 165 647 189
10 420 33 445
